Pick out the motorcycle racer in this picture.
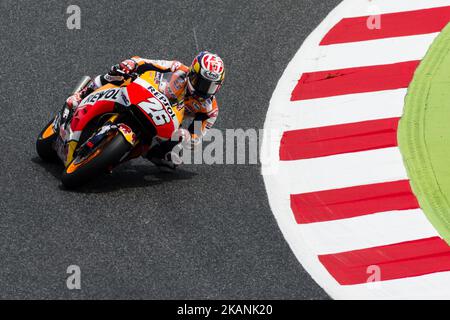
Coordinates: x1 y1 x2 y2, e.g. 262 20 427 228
65 51 225 170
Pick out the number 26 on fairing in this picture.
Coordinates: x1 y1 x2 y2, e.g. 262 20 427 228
138 98 170 126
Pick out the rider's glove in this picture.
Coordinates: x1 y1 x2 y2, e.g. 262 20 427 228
110 59 137 76
65 91 83 109
65 85 93 109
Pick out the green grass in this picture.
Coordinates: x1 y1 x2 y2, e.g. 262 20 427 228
398 22 450 243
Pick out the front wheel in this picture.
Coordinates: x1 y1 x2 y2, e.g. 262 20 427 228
36 118 58 162
61 132 131 188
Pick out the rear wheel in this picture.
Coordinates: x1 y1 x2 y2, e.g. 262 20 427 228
61 131 131 188
36 118 58 162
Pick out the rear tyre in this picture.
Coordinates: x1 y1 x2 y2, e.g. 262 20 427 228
36 119 58 162
61 132 131 189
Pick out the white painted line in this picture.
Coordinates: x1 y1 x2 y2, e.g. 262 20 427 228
305 33 438 72
277 89 406 131
299 209 439 254
280 148 408 194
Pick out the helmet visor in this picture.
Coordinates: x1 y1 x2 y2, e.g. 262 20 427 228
189 72 221 97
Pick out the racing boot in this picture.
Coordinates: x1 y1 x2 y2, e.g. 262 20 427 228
146 143 179 172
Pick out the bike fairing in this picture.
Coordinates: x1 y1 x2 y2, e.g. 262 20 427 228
56 72 184 166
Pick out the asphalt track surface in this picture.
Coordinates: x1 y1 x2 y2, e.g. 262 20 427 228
0 0 340 299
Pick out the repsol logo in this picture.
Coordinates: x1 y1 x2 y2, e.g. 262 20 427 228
146 85 171 108
86 88 120 104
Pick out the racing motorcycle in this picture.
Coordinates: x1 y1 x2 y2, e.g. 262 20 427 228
36 69 185 188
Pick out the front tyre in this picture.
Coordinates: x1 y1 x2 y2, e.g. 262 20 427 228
61 132 131 188
36 118 58 162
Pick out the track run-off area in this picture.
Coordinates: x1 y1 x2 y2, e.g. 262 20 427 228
261 0 450 299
